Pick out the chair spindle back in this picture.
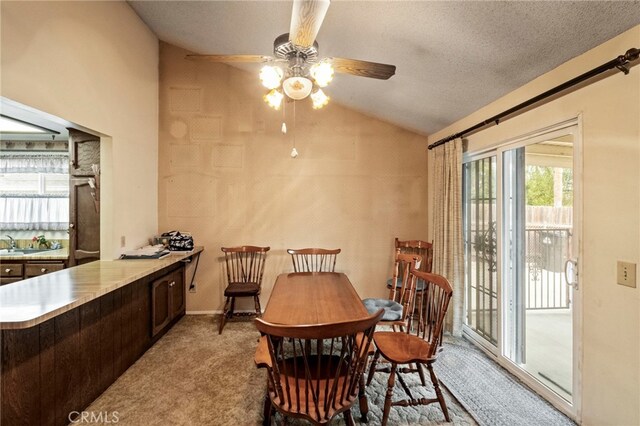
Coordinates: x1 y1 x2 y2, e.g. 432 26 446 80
395 238 433 274
255 310 383 424
287 248 341 273
388 251 422 322
221 246 270 286
408 269 453 358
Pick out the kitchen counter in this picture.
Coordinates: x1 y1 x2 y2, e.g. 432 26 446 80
0 247 69 261
0 247 203 329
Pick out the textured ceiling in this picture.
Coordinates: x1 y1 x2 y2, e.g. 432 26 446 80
129 1 640 135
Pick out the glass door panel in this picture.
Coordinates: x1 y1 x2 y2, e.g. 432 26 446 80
503 135 575 403
463 156 498 346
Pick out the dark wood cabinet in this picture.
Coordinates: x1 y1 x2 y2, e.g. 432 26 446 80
1 264 181 426
170 269 186 318
68 128 100 267
0 261 66 285
151 268 185 337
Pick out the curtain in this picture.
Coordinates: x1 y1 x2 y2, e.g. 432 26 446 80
432 138 464 336
0 196 69 231
0 154 68 174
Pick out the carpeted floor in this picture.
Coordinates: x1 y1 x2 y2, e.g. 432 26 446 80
84 315 474 425
435 339 575 426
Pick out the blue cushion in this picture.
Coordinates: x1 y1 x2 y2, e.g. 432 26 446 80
363 298 403 321
386 277 426 291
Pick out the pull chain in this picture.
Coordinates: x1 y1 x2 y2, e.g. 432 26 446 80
291 100 298 158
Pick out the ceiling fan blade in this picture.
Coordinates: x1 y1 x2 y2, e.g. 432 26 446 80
185 54 273 63
289 0 330 48
329 57 396 80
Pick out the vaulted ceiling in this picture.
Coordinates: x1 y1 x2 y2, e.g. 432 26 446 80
129 1 640 135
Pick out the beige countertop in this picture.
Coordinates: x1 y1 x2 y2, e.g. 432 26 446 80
0 247 203 330
0 247 69 261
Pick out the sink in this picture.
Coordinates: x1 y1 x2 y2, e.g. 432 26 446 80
19 248 56 254
0 248 56 256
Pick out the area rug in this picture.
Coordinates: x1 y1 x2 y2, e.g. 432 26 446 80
435 338 575 426
85 316 475 425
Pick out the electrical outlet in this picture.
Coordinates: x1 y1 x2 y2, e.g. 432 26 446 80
120 236 126 248
617 261 637 288
189 282 197 293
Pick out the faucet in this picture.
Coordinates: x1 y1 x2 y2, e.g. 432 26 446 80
6 235 16 251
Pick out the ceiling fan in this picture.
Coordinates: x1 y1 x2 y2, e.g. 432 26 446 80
185 0 396 110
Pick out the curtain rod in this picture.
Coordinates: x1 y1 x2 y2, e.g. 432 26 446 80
428 47 640 150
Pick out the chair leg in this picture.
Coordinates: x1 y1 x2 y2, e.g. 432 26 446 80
262 393 272 426
381 363 397 426
426 362 450 422
219 297 231 334
254 295 262 316
358 373 369 423
344 408 355 426
229 297 236 317
366 349 381 386
416 363 427 386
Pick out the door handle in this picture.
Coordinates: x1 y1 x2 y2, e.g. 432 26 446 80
564 259 578 290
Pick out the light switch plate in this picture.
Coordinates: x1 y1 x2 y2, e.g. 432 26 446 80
617 261 637 288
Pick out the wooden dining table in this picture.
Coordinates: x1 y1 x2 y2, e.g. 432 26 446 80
262 272 370 324
259 272 373 421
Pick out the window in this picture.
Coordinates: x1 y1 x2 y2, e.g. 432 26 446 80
0 154 69 231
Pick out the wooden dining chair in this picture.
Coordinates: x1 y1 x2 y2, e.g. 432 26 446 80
367 269 453 425
387 238 433 295
219 245 270 334
287 248 341 272
363 251 422 330
254 309 384 425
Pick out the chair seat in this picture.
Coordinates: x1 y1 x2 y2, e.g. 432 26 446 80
373 331 434 364
386 277 427 291
224 281 260 296
363 298 403 321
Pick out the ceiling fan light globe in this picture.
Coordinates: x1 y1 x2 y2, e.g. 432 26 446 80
260 66 283 90
310 62 334 88
283 76 313 100
264 89 284 110
311 88 329 109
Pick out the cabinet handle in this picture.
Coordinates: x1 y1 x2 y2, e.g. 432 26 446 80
169 281 175 287
41 268 48 273
4 268 11 273
69 223 75 229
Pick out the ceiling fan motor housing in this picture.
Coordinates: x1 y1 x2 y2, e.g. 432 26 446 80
274 33 319 70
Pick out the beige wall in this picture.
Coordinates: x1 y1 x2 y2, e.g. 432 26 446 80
1 1 159 258
428 26 640 425
159 42 429 312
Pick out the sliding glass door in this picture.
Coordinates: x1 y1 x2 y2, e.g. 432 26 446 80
502 132 577 404
462 121 581 416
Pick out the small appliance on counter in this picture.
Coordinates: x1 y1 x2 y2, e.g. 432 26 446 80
120 244 170 259
153 231 194 251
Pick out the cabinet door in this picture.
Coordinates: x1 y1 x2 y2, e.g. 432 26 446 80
169 269 185 319
68 128 100 267
151 276 171 337
68 178 100 266
25 263 64 278
69 128 100 177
